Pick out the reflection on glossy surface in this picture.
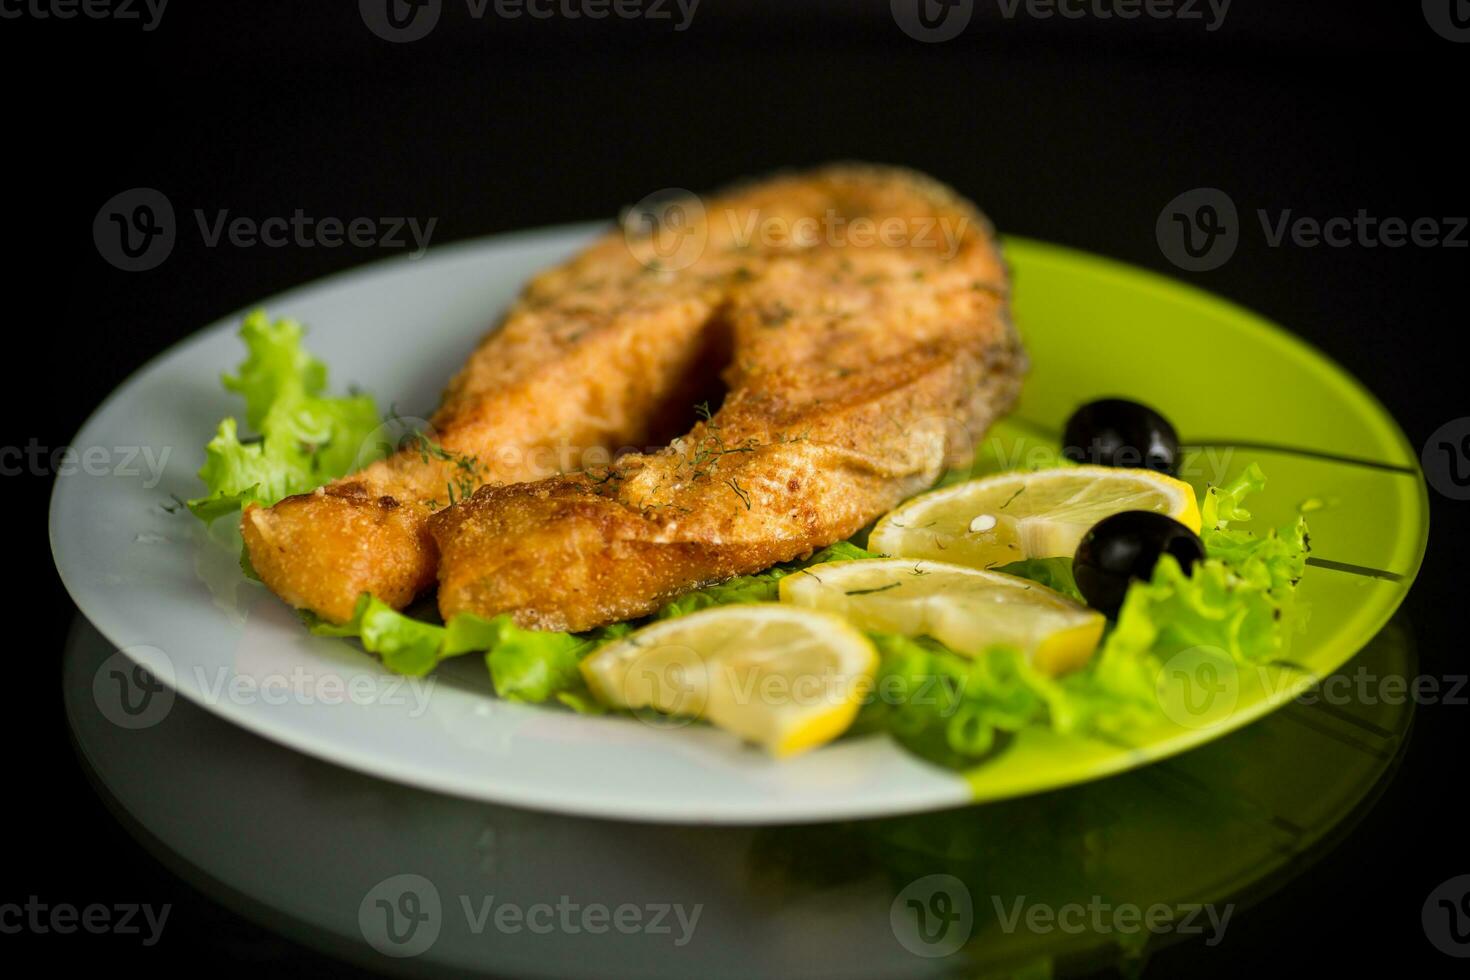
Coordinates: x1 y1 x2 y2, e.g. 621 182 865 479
65 614 1414 978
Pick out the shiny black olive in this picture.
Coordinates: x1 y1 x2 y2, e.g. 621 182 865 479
1072 511 1205 617
1062 398 1181 475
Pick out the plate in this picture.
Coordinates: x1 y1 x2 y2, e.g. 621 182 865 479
49 225 1428 824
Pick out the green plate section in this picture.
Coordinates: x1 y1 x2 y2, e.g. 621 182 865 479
946 237 1429 802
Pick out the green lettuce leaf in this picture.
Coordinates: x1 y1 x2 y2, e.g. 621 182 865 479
307 594 450 677
484 620 635 708
852 633 1069 769
307 595 624 711
653 568 787 620
812 541 882 564
188 311 381 520
1200 463 1309 595
1201 462 1263 531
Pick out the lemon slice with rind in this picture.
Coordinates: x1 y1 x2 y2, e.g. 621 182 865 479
779 558 1104 676
869 465 1200 571
580 605 878 757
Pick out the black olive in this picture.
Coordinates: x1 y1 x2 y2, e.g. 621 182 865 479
1072 511 1205 617
1062 399 1181 475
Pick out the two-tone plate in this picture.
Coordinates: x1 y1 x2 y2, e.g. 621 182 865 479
50 226 1427 823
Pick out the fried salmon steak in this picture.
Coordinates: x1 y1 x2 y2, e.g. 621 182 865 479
429 165 1026 631
242 187 756 622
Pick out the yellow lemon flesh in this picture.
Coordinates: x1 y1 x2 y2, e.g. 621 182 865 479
580 605 878 757
779 558 1104 676
869 465 1200 571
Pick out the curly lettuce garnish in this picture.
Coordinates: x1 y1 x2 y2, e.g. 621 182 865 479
850 634 1070 768
305 595 630 711
188 311 380 521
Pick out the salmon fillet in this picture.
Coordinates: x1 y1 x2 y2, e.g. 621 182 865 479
242 196 744 622
429 164 1026 631
243 165 938 623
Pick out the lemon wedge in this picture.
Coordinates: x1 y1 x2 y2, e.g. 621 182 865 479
779 558 1104 676
580 605 878 757
869 466 1200 571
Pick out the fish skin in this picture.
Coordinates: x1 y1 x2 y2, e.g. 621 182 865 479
430 164 1026 631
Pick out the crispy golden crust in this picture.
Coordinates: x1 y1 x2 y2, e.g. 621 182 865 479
430 164 1026 631
243 482 436 615
243 206 736 622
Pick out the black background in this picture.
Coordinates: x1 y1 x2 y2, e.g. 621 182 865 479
8 1 1468 975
